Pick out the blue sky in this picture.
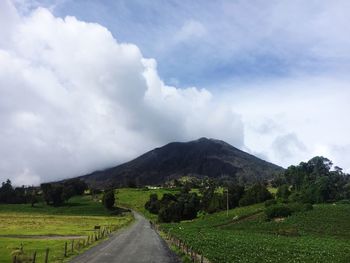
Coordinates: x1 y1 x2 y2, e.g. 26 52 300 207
1 0 350 184
15 0 350 88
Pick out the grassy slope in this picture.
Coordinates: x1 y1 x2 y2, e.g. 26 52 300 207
162 204 350 263
0 195 133 263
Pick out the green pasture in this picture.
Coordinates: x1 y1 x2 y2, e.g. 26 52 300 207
0 195 133 263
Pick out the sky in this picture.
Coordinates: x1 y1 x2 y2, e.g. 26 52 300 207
1 0 350 185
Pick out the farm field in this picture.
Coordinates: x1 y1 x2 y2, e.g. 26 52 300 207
0 195 133 263
162 204 350 263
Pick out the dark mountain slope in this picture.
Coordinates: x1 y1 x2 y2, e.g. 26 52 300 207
78 138 283 188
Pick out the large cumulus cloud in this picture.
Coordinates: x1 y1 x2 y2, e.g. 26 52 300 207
0 1 243 185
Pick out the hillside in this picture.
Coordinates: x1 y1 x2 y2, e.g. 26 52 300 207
162 203 350 263
78 138 283 188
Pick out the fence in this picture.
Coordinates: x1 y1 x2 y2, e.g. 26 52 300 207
152 223 210 263
11 225 120 263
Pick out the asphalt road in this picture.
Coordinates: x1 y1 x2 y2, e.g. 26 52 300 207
70 212 180 263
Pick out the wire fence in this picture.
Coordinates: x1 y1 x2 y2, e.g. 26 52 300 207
152 223 210 263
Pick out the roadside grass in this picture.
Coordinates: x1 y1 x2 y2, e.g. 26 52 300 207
0 195 133 263
161 204 350 263
117 188 179 220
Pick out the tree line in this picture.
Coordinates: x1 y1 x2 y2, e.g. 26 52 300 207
145 180 273 223
146 156 350 222
272 156 350 203
40 179 88 206
0 179 37 206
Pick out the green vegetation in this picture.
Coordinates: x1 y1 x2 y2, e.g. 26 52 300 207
143 181 270 222
0 179 37 205
239 183 273 206
117 188 179 220
0 195 111 216
273 156 350 204
41 179 88 206
161 204 350 263
156 190 200 223
102 190 115 210
0 195 133 262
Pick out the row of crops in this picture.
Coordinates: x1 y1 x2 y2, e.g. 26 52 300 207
161 204 350 263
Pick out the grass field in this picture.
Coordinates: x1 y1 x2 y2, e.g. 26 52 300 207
0 195 133 263
117 188 179 220
161 204 350 263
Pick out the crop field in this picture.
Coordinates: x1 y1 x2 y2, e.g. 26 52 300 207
162 204 350 263
117 188 178 220
0 196 133 263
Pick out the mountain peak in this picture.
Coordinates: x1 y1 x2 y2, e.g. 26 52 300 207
79 138 283 188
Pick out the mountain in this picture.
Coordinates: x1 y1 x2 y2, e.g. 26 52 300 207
77 138 283 188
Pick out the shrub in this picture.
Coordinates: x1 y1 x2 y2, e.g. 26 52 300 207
239 183 273 206
144 193 160 214
265 204 293 219
102 190 115 210
264 199 277 207
276 184 291 200
288 202 313 212
336 199 350 204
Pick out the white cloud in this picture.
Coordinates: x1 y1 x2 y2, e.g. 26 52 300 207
0 2 243 185
226 76 350 169
1 0 350 187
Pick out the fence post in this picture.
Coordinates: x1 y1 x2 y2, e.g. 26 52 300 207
64 242 67 257
13 255 16 263
45 248 49 263
32 251 36 263
201 253 203 263
71 240 74 252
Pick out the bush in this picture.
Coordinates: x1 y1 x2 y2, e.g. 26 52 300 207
102 190 115 210
239 183 273 206
148 192 200 222
265 204 292 219
264 199 277 207
336 199 350 204
288 202 313 212
276 184 291 200
144 193 160 214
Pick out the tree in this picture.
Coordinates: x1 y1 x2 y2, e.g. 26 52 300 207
276 184 291 200
29 190 38 207
179 192 200 219
41 183 52 205
239 183 273 206
50 184 65 206
103 190 115 210
144 193 160 214
146 191 200 222
199 178 216 212
63 179 88 195
282 156 350 203
227 184 245 208
0 179 14 203
40 183 64 206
